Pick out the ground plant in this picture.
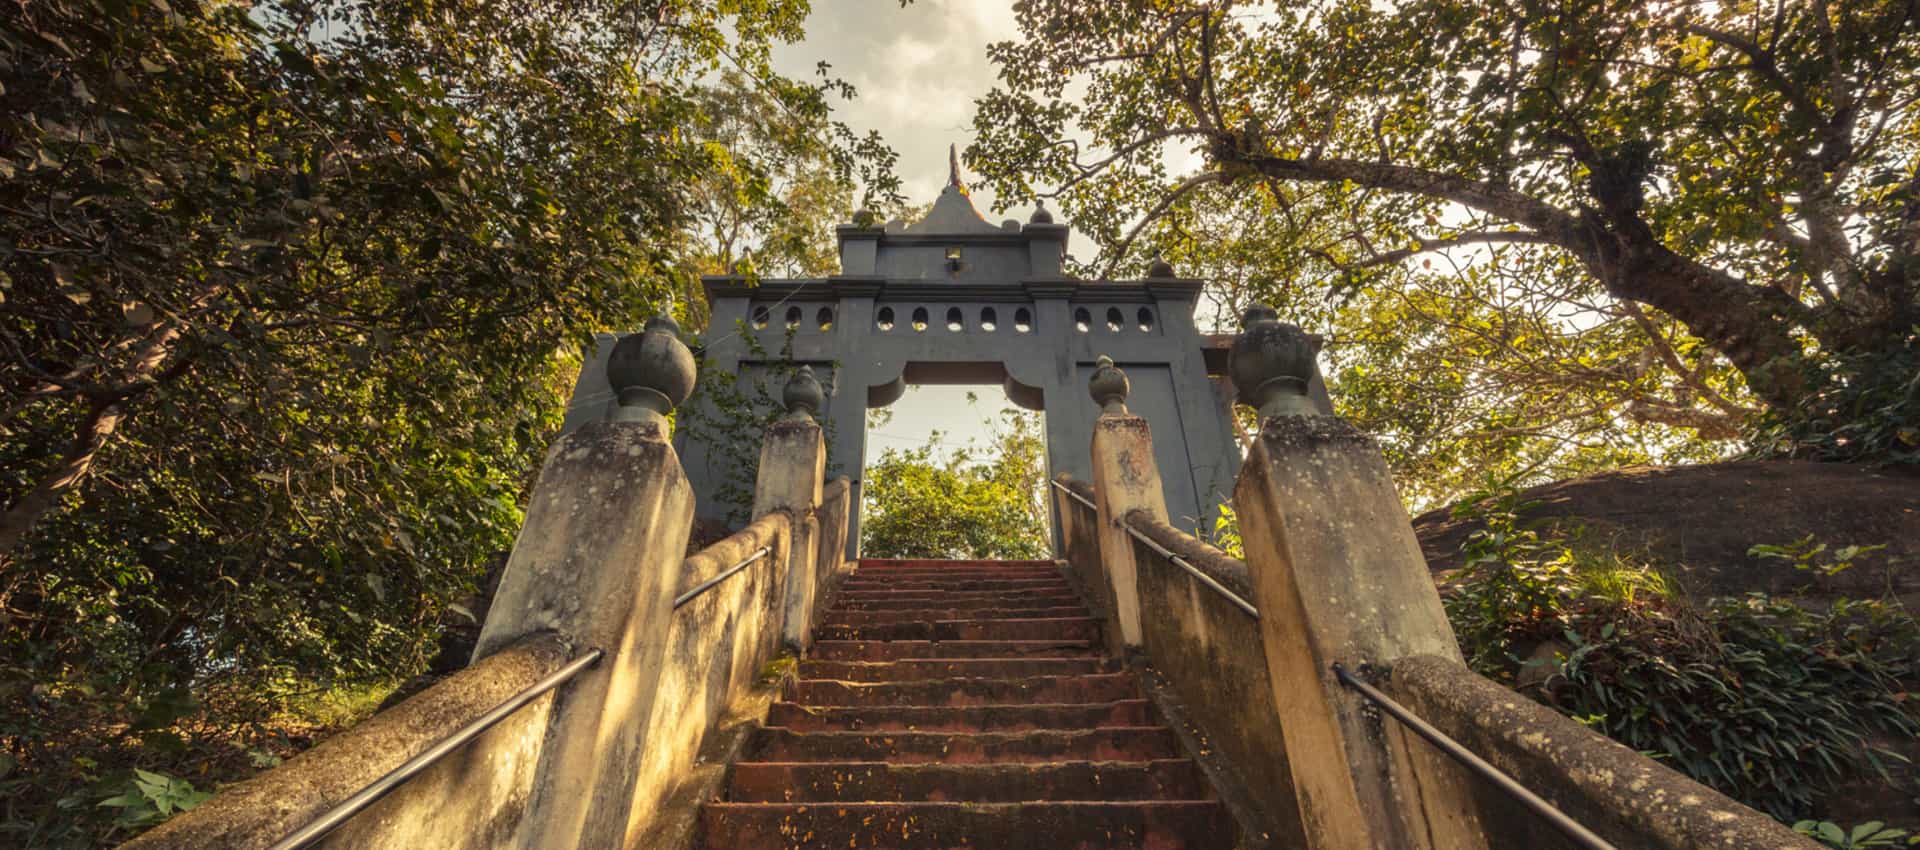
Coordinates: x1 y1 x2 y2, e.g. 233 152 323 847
1444 481 1920 826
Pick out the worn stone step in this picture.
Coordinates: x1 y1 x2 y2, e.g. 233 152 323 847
856 567 1067 583
766 700 1155 732
813 617 1100 643
831 593 1084 611
839 577 1073 592
823 607 1088 625
725 759 1208 802
786 672 1139 707
797 658 1112 682
808 640 1099 661
747 727 1181 763
856 559 1059 569
700 800 1233 848
832 589 1079 604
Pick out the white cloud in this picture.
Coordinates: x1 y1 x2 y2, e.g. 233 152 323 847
776 0 1026 213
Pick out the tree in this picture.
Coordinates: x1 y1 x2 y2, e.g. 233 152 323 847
971 0 1919 461
861 407 1048 560
1167 182 1737 506
0 0 890 843
683 72 858 278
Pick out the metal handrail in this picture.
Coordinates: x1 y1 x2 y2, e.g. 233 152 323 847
267 647 606 850
1119 517 1260 619
1049 478 1097 511
1331 663 1619 850
673 546 770 609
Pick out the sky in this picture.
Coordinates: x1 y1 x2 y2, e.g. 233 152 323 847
771 0 1035 468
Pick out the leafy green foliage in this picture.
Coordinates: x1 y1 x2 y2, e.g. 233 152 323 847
0 0 890 845
1749 329 1920 464
1446 487 1920 824
94 769 211 831
1751 535 1891 578
861 406 1048 560
1796 820 1919 848
969 0 1920 482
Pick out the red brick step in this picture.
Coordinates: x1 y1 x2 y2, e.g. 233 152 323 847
808 640 1100 660
699 800 1233 849
856 559 1059 569
787 672 1138 707
838 578 1072 592
748 727 1181 763
765 699 1155 732
823 607 1089 625
726 759 1208 802
813 617 1099 642
797 657 1111 682
695 558 1236 849
830 593 1084 611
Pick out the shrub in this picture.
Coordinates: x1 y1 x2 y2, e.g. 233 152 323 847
1444 481 1920 824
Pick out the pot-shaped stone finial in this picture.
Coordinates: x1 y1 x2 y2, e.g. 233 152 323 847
782 364 826 423
1088 355 1130 415
607 313 696 429
1228 304 1318 420
1146 253 1176 279
1029 199 1055 224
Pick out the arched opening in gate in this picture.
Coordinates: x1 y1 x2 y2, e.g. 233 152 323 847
858 363 1049 560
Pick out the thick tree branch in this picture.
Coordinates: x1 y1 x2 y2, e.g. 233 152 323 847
1226 152 1584 240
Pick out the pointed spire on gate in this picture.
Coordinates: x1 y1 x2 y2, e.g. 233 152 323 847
948 143 967 194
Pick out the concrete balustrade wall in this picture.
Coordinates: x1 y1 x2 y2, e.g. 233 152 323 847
119 634 573 850
1121 512 1308 850
116 392 855 850
1051 476 1119 633
627 511 795 845
813 477 852 618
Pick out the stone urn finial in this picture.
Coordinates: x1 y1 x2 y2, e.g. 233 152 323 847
1229 304 1318 420
781 364 826 423
1146 252 1176 279
1088 355 1130 415
1029 199 1055 224
607 313 696 429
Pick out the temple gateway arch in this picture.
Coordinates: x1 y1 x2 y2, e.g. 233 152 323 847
561 155 1329 553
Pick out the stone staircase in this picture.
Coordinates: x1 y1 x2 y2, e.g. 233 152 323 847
698 558 1236 849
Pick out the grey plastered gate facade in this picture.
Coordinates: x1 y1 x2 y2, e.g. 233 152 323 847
561 166 1327 555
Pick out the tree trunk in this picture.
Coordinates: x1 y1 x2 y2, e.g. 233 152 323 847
1585 225 1812 412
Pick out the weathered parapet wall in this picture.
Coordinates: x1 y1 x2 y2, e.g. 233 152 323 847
116 318 856 850
1388 655 1818 850
813 476 852 617
1051 474 1118 634
1123 512 1307 850
120 634 572 850
627 511 793 845
1059 305 1820 850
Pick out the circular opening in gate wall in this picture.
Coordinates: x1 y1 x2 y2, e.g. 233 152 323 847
1137 307 1155 332
1105 307 1124 333
911 306 929 332
946 307 964 332
751 306 770 329
818 307 835 331
1073 307 1091 333
876 306 895 331
1014 308 1033 333
786 306 803 330
980 307 998 332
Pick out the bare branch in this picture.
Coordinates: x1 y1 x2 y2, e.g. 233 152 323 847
1100 172 1225 280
